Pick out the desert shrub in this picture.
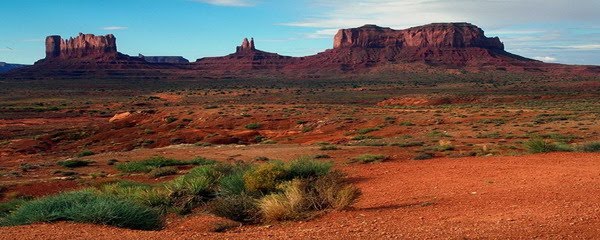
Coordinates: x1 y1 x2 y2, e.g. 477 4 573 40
76 150 95 157
243 161 287 193
149 167 178 178
580 142 600 152
391 141 424 147
319 145 339 151
524 139 573 153
209 193 259 223
58 159 93 168
399 121 415 126
258 180 308 222
99 181 171 213
350 154 387 164
164 116 178 123
286 157 332 179
357 127 380 135
258 172 360 222
314 154 331 159
0 190 162 230
311 171 361 210
219 169 247 196
115 156 214 173
0 199 29 218
413 153 434 160
245 123 262 130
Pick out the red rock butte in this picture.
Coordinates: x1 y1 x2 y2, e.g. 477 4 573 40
4 22 598 78
45 33 119 60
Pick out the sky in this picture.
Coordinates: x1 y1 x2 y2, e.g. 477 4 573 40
0 0 599 65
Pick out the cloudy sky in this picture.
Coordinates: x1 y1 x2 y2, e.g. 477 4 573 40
1 0 599 65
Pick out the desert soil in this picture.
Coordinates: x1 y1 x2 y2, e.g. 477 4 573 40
2 152 599 239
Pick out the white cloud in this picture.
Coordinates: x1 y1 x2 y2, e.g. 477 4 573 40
285 0 600 30
305 29 339 39
193 0 254 7
558 44 600 50
102 26 128 31
533 56 558 62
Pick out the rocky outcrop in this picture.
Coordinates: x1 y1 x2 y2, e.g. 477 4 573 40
236 38 256 53
333 23 504 50
139 54 189 64
195 38 294 73
0 62 28 73
45 33 119 60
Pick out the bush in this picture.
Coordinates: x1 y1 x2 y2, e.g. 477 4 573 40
319 145 339 151
0 190 162 230
350 154 387 164
149 167 178 178
77 150 95 157
524 139 575 153
580 142 600 152
58 159 93 168
259 180 307 222
286 157 332 179
391 141 424 147
413 153 434 160
209 193 259 223
245 123 262 130
244 162 286 193
115 156 214 173
0 199 29 218
357 127 380 135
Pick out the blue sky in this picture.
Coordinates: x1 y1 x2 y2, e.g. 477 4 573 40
1 0 599 65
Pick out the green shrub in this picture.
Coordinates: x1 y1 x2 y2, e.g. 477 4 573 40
0 190 162 230
115 156 214 173
524 139 573 153
319 145 339 151
209 193 259 223
76 150 95 157
286 157 332 179
0 199 29 218
399 121 415 126
350 154 387 164
149 167 178 178
58 159 93 168
357 127 380 135
413 153 434 160
391 141 424 147
580 142 600 152
219 170 246 196
245 123 262 130
244 161 287 193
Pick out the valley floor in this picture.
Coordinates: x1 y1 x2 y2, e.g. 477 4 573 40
2 151 600 239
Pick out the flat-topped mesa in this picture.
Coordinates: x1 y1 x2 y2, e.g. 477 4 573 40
235 37 256 53
45 33 119 60
333 23 504 50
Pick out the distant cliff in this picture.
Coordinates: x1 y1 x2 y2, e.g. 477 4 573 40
0 62 28 73
333 23 504 50
139 54 189 64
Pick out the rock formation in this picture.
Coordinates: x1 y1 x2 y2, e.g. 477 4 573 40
5 22 592 79
333 23 504 50
45 33 119 60
195 38 293 73
139 54 189 64
236 38 256 53
0 62 27 73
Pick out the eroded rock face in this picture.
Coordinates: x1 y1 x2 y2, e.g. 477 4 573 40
236 38 256 53
45 33 118 59
333 23 504 50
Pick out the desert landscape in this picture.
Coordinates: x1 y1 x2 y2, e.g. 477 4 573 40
1 1 600 239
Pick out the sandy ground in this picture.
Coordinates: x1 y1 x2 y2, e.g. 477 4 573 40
2 152 600 239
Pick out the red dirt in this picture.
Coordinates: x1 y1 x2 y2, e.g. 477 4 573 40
2 152 600 239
